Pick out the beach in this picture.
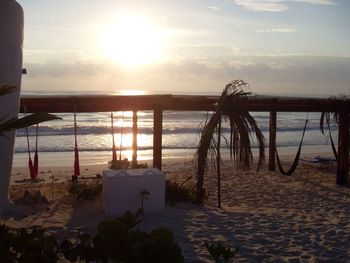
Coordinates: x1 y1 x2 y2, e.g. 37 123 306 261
3 147 350 262
1 1 349 262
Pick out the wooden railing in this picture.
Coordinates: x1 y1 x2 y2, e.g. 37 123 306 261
20 95 350 185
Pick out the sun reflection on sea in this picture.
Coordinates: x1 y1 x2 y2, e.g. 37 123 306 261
113 89 148 96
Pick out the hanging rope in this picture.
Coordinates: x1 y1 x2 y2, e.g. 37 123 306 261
111 113 117 162
275 116 309 176
119 111 124 161
34 124 39 176
73 106 80 177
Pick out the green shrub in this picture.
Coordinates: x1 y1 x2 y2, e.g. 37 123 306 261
0 211 184 262
0 225 17 262
68 180 102 202
61 211 184 263
108 158 149 169
108 158 130 169
132 163 148 169
0 225 59 263
204 241 239 263
166 180 196 205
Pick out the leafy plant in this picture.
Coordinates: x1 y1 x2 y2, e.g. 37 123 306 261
0 224 17 262
0 84 60 136
195 80 265 205
131 227 184 263
165 180 196 205
108 158 130 169
60 231 98 262
133 162 149 169
0 225 60 263
62 211 184 263
108 158 149 170
139 190 150 215
1 211 184 262
68 180 102 202
204 241 239 263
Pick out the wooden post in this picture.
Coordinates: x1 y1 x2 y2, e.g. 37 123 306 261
132 110 138 168
269 111 277 171
336 106 349 185
153 110 163 170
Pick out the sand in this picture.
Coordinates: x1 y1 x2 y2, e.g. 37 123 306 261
2 151 350 262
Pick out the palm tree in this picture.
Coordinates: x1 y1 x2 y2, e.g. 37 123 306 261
0 84 60 136
195 80 265 205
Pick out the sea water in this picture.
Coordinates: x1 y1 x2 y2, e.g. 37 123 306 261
13 108 337 167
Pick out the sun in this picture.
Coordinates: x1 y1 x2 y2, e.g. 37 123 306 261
101 15 163 66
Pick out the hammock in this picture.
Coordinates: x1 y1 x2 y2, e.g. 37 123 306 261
275 118 308 176
34 124 39 176
73 108 80 177
25 124 39 180
320 113 338 160
300 156 336 163
327 121 338 160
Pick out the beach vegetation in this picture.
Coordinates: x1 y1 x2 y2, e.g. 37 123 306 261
139 189 150 215
14 189 49 205
108 158 130 169
0 211 184 262
108 158 148 170
0 84 61 136
0 225 59 263
204 241 239 263
165 180 197 205
68 180 102 202
195 80 265 205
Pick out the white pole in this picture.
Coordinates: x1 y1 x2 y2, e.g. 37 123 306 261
0 0 24 217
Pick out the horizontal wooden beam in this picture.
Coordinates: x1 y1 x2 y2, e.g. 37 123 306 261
20 94 349 113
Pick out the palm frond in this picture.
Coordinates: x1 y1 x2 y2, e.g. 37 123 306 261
195 80 265 204
0 113 61 134
0 84 18 96
195 112 220 203
320 112 338 135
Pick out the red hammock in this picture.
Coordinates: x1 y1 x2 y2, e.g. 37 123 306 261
73 108 80 176
25 124 39 180
34 124 39 176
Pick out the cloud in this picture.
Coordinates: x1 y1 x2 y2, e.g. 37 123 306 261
24 60 107 77
234 0 288 12
22 55 350 96
256 28 297 33
208 5 221 11
291 0 336 5
233 0 336 12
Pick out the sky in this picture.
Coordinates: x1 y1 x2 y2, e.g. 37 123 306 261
17 0 350 96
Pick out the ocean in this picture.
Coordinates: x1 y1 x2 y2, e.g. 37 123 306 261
13 109 337 167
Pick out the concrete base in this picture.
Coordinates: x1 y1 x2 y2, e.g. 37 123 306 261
102 168 165 216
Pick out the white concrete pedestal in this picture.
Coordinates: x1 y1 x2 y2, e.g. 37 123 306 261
102 168 165 216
